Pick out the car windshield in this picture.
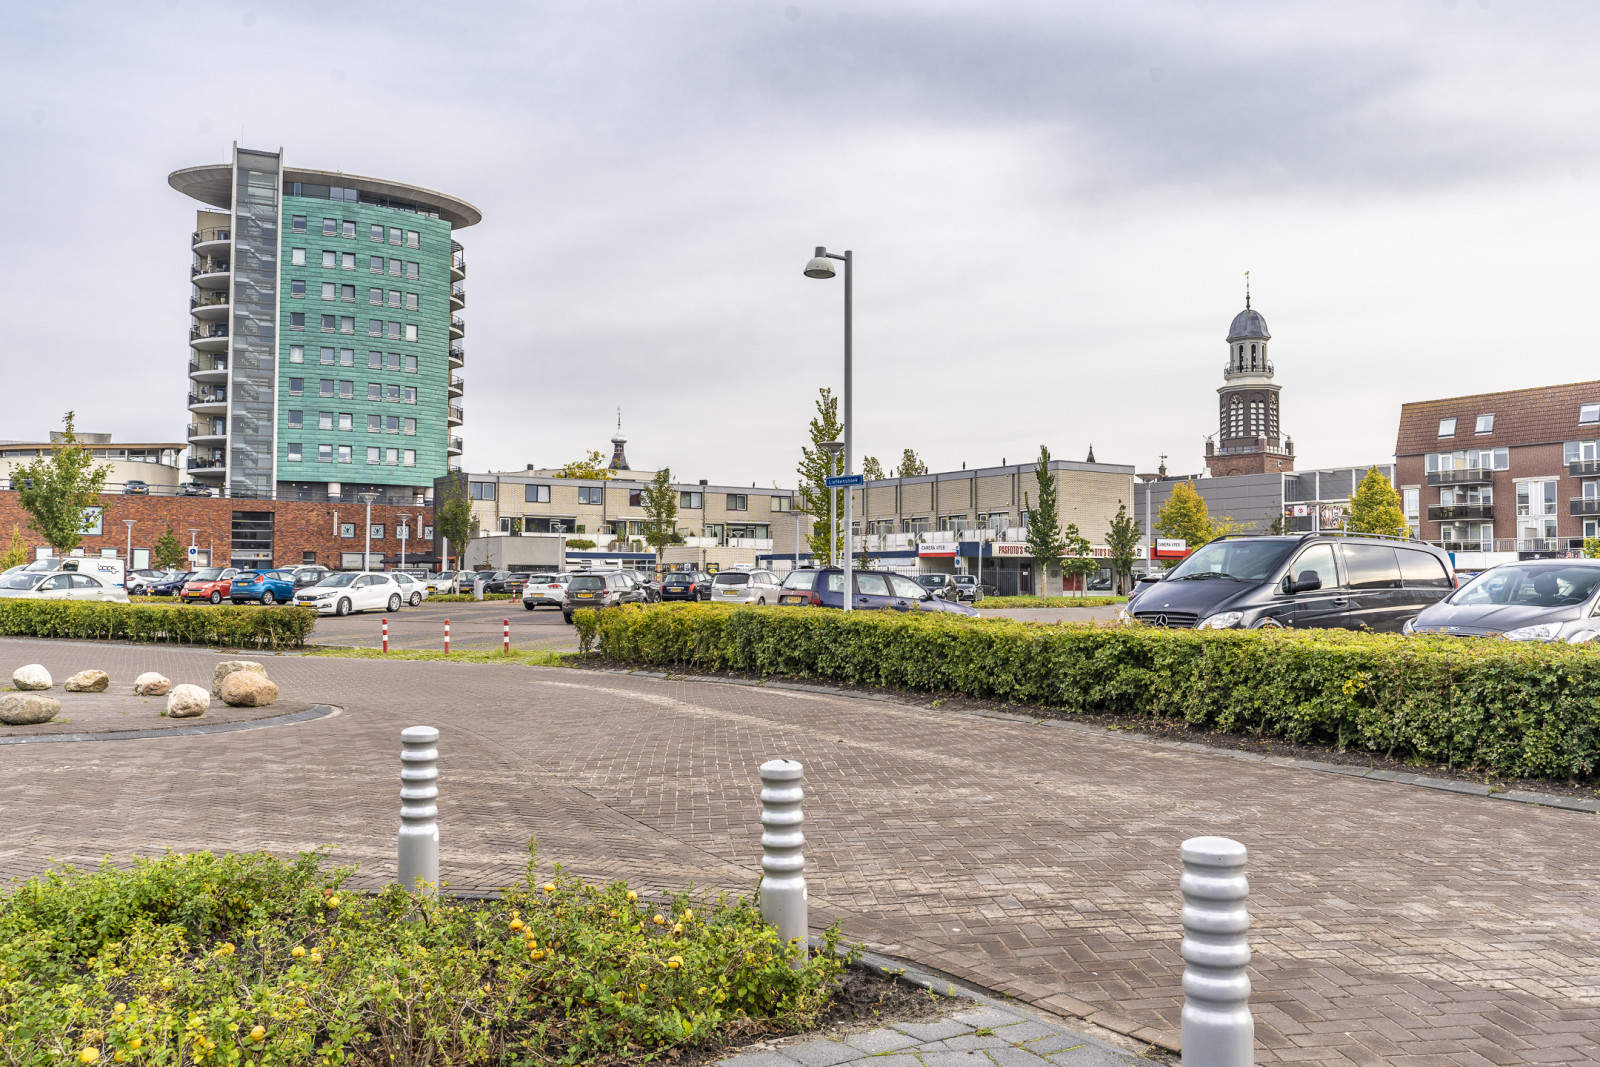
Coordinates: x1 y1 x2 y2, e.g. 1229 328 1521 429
314 573 359 588
952 576 975 585
1449 565 1600 608
570 576 605 591
915 575 943 586
236 572 263 581
663 575 692 583
1165 540 1297 582
190 569 223 581
714 574 749 585
0 574 42 590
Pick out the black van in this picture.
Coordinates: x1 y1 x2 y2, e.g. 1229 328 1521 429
1125 534 1455 632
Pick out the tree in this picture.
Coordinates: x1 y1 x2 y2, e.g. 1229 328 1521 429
551 450 614 480
0 527 27 571
1022 444 1068 596
896 449 928 477
1104 504 1140 594
795 388 846 565
433 477 478 568
861 456 885 481
1345 468 1409 538
12 412 111 556
152 527 187 571
1154 481 1214 567
1059 522 1097 597
1584 538 1600 560
1267 512 1294 535
640 467 682 573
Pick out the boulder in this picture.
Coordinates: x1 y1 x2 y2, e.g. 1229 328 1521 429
11 664 51 691
63 670 110 693
219 671 279 708
0 694 60 725
132 672 171 696
211 660 267 697
166 684 210 718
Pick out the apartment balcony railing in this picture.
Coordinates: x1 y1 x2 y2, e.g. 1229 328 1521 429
448 405 465 423
1570 459 1600 477
192 227 231 246
1571 498 1600 516
189 324 229 340
1427 504 1494 521
448 345 465 364
451 283 466 303
449 376 465 393
190 292 229 309
191 260 230 276
1222 360 1275 376
1426 468 1493 486
189 356 227 374
726 538 775 550
187 456 226 470
448 435 464 451
187 391 227 406
188 423 225 440
1491 537 1582 554
449 317 466 334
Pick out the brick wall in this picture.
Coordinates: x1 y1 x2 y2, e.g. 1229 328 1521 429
0 492 434 570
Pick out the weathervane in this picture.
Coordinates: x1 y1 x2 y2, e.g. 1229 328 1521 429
1244 270 1251 309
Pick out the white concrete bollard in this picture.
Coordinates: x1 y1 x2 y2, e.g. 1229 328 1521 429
398 726 440 894
759 758 807 966
1180 835 1253 1067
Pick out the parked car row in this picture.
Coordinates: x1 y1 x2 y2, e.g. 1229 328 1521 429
0 570 129 602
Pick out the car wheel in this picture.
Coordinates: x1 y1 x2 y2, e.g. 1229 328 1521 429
336 598 351 617
757 596 766 606
563 613 574 625
209 591 221 605
388 594 402 612
524 603 536 611
410 593 422 606
1253 618 1285 629
262 591 275 605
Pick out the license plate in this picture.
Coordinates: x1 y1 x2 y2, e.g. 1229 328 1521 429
722 589 738 595
575 592 594 598
780 595 804 604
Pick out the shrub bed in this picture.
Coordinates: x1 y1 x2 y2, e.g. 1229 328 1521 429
0 600 314 649
0 848 845 1067
576 604 1600 780
978 596 1126 608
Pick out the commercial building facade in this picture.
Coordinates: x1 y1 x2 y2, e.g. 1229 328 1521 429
169 145 478 504
0 433 186 494
1396 380 1600 564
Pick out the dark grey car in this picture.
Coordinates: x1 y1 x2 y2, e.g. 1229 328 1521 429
1405 560 1600 642
561 570 647 624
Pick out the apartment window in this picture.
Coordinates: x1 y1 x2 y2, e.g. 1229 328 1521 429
389 227 402 245
286 443 302 462
302 551 317 565
628 489 643 507
577 486 604 505
403 418 416 435
339 523 354 538
770 496 791 512
388 289 402 307
404 324 418 342
406 293 419 311
385 448 399 466
406 230 420 248
288 378 304 395
367 415 381 432
341 221 356 239
404 355 418 373
363 383 378 401
319 347 335 365
290 281 307 298
388 352 402 370
1475 414 1494 434
320 251 335 269
337 445 352 464
341 252 355 270
339 316 355 335
404 387 417 403
367 447 381 465
369 224 384 242
382 320 397 340
1583 404 1600 425
679 491 702 509
288 345 304 363
322 218 337 236
338 413 353 431
386 416 400 433
287 410 303 429
727 494 748 511
290 247 306 266
388 258 402 276
406 262 419 280
367 351 381 369
339 348 354 367
525 484 550 503
368 288 382 305
370 255 385 273
1402 488 1419 519
319 282 335 301
336 284 352 302
320 314 336 332
469 481 495 500
403 450 416 467
387 384 401 402
1438 417 1457 437
367 319 381 337
318 412 334 430
318 444 333 463
291 215 306 234
319 379 334 397
289 312 305 330
339 380 354 399
422 526 432 539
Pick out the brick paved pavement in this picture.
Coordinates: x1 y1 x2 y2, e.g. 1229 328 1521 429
0 637 1596 1065
310 599 579 652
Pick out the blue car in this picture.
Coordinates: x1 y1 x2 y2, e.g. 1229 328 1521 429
775 568 980 616
229 569 297 605
146 571 194 597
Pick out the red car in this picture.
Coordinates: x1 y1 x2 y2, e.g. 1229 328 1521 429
180 567 241 604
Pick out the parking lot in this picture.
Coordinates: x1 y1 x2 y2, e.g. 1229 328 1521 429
310 598 580 652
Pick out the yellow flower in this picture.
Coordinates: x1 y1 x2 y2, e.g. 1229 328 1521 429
160 978 173 990
672 924 683 935
113 1053 127 1064
683 909 693 921
249 1025 266 1042
326 896 340 908
308 950 322 964
292 946 307 958
667 955 683 969
542 883 555 894
653 914 666 925
78 1049 100 1064
626 890 638 902
129 1039 143 1051
112 1003 126 1015
508 919 525 932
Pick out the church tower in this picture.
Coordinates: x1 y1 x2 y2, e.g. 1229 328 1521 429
1204 282 1294 477
608 410 631 471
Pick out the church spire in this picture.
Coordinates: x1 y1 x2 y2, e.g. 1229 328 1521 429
608 408 631 471
1244 269 1251 310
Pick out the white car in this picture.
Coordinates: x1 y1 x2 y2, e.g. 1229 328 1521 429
393 572 428 606
294 571 404 615
522 573 570 610
711 569 784 605
0 571 130 602
427 570 466 594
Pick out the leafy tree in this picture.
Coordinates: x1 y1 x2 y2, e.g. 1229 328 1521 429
1345 468 1409 537
1154 481 1213 567
640 467 682 571
552 451 613 480
1059 521 1097 597
1584 538 1600 560
1267 512 1294 535
1022 444 1068 596
0 526 27 571
861 456 885 481
896 449 928 477
433 477 478 568
795 388 846 565
1104 504 1140 593
153 527 187 571
12 412 111 556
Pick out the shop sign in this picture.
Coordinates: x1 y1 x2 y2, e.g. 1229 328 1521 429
1153 538 1189 560
994 543 1029 557
918 540 959 557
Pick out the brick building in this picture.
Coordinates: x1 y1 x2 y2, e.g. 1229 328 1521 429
1203 291 1296 477
0 492 434 572
1395 380 1600 559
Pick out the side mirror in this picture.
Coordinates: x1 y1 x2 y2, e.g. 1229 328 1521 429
1288 571 1322 594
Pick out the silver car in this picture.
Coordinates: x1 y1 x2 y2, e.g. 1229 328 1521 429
1405 560 1600 642
0 571 130 602
392 572 428 606
522 573 570 610
710 569 784 605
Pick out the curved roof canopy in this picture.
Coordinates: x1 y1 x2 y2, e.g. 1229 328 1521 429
1226 307 1271 343
168 164 481 229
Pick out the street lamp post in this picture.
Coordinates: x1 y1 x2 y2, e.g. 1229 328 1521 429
804 247 853 610
359 492 380 571
398 511 410 570
122 520 136 565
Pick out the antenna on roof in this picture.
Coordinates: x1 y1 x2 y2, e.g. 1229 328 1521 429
1244 270 1251 310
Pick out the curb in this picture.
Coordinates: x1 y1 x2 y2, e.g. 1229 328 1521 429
0 704 340 745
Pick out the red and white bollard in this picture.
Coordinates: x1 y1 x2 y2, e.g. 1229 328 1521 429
382 617 389 654
503 618 510 654
444 618 451 655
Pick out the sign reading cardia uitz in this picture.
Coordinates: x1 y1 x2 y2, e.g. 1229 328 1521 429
918 540 959 557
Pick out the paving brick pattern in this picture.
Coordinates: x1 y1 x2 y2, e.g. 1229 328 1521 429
0 638 1596 1065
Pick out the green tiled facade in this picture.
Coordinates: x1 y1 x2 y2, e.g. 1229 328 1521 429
275 198 454 492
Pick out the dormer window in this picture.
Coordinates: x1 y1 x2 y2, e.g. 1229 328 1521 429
1438 417 1457 437
1475 414 1494 434
1582 404 1600 425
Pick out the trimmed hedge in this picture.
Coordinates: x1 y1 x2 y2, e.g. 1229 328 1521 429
0 599 315 649
575 604 1600 780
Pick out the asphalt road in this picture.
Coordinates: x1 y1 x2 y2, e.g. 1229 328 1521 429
310 598 580 651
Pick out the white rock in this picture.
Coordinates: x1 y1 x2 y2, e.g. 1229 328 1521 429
211 660 266 697
133 672 171 696
63 670 110 693
219 672 279 708
166 683 210 718
11 664 51 691
0 694 60 725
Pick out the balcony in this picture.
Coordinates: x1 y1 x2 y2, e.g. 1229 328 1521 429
188 391 228 412
188 356 228 381
447 435 464 455
448 376 464 396
449 316 466 338
1427 467 1493 486
190 291 230 322
448 404 464 426
1427 504 1494 521
189 323 229 349
1222 360 1274 377
187 423 226 443
448 345 465 366
451 241 466 279
191 227 231 251
1493 537 1581 555
726 538 775 550
1571 459 1600 476
186 455 226 471
450 283 466 309
191 259 230 285
1572 498 1600 516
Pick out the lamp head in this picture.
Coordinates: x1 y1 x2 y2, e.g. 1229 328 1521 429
819 440 845 456
803 256 837 280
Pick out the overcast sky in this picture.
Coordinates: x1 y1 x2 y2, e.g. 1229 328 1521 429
3 0 1597 486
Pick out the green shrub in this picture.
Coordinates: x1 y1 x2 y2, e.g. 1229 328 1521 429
978 596 1126 608
0 846 847 1066
0 600 314 649
582 604 1600 780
